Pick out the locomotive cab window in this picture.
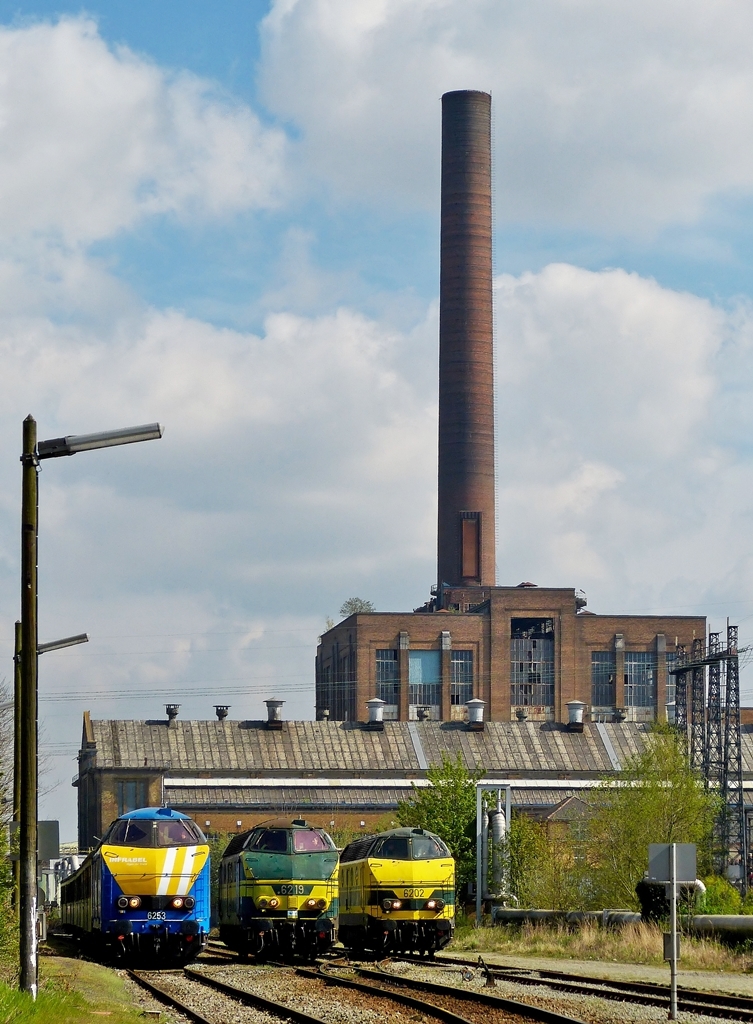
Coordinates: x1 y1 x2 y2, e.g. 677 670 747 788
293 830 336 852
411 836 448 860
373 836 410 859
104 817 205 847
251 829 289 852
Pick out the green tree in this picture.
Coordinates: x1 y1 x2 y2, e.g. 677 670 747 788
586 725 718 909
396 754 484 888
504 811 593 911
339 597 375 617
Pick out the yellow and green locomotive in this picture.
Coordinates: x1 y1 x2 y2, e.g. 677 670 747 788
218 817 338 958
338 826 455 954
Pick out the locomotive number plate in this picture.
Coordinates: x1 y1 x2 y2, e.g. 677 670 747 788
147 912 167 920
279 884 306 895
402 888 425 898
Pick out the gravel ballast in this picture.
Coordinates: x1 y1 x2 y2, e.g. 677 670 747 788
381 959 742 1024
194 962 535 1024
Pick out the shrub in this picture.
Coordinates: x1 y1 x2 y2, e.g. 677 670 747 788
700 875 742 915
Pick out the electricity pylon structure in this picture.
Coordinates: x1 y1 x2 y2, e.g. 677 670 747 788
671 626 746 891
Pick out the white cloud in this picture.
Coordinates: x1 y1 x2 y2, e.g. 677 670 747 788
493 264 753 619
0 17 287 245
260 0 753 229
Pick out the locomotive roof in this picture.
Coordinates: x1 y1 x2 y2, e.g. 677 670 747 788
119 806 191 820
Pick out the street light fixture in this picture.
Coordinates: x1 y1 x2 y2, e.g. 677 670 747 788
19 417 162 997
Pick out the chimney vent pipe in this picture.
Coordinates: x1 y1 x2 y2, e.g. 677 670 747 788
165 704 180 728
364 697 386 730
466 697 485 731
214 705 230 721
566 700 587 732
265 698 285 730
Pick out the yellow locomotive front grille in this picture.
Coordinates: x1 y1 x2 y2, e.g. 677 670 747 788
241 878 337 914
101 844 209 896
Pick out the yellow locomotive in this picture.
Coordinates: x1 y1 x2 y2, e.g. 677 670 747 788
338 826 454 954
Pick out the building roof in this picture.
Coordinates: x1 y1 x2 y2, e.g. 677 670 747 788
82 716 753 779
83 716 654 776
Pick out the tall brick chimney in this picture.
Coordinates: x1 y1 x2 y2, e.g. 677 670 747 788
437 90 496 589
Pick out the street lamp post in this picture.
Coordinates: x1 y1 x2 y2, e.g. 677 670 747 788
18 415 162 997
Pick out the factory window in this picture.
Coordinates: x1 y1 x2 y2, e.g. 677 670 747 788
318 646 357 722
376 649 399 705
451 650 473 705
117 779 149 816
665 651 677 706
624 652 656 707
510 619 554 707
591 652 616 706
409 650 441 708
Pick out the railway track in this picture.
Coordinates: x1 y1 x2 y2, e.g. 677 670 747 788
129 965 328 1023
391 953 753 1022
182 959 589 1024
311 961 585 1024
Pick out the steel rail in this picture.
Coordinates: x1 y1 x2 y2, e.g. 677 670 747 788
127 969 215 1024
309 962 585 1024
392 954 753 1022
184 965 326 1023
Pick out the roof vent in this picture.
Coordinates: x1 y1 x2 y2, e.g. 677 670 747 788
214 705 230 721
321 708 330 721
265 698 285 730
517 581 537 588
416 706 430 721
566 700 587 732
165 704 180 727
466 697 485 731
364 697 385 731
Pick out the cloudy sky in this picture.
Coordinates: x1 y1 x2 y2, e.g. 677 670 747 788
2 1 753 840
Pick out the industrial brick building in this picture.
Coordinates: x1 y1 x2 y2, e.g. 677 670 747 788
316 595 706 726
77 705 745 852
316 90 705 727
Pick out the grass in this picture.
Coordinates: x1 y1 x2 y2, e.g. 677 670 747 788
450 918 753 973
0 951 154 1023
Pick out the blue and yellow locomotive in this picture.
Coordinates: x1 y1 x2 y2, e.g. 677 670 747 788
60 806 210 962
218 817 338 958
338 826 455 954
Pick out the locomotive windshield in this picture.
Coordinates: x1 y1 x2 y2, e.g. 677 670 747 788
372 835 449 860
105 817 205 848
248 828 336 853
293 830 335 852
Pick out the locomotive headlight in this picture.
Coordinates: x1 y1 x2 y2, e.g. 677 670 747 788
316 899 327 910
128 897 141 909
258 897 269 908
268 898 280 908
305 898 318 908
424 898 444 912
171 897 184 909
117 897 129 909
184 897 195 910
382 898 402 912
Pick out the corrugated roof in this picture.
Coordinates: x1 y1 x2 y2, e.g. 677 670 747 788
84 718 753 779
86 718 656 776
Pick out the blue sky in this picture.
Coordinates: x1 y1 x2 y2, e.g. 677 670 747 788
2 2 753 839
